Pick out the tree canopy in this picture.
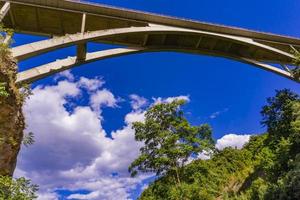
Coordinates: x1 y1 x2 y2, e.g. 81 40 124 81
0 176 38 200
129 100 215 185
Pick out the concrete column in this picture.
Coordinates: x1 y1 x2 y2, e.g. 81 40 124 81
76 43 87 62
81 13 86 33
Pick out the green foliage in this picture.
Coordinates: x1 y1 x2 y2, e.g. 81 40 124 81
261 89 299 140
139 90 300 200
0 176 38 200
19 84 33 101
129 100 215 186
0 24 13 61
0 23 13 49
264 154 300 200
0 82 9 98
140 138 260 200
22 132 35 147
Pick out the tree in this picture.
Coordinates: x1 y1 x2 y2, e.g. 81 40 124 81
0 176 38 200
139 90 300 200
260 90 300 198
129 99 215 185
261 89 299 140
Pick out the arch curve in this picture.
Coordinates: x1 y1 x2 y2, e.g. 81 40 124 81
16 46 297 85
1 0 299 84
12 25 295 63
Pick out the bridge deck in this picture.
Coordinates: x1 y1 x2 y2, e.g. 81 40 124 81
1 0 300 44
1 0 300 82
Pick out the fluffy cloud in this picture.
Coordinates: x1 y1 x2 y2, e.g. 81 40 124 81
129 94 148 110
153 95 190 104
215 134 251 150
90 89 118 113
78 77 105 92
125 111 146 125
54 70 75 82
36 192 58 200
17 76 149 200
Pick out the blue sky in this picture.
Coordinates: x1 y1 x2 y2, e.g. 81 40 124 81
14 0 300 199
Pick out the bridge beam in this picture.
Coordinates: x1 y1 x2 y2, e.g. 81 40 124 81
0 2 10 22
240 58 295 81
76 43 87 62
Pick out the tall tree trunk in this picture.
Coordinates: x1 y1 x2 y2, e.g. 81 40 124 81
175 167 181 186
0 48 25 176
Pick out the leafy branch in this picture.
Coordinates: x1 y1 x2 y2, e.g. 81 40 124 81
0 82 9 98
23 132 35 147
0 176 38 199
19 84 33 101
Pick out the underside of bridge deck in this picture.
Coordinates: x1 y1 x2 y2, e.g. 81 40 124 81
0 0 299 83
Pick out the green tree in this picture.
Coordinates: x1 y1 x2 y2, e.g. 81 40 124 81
261 90 300 199
129 100 214 186
261 89 299 140
0 176 38 200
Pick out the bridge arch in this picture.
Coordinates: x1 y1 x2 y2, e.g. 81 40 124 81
16 46 296 85
12 25 295 62
0 0 298 84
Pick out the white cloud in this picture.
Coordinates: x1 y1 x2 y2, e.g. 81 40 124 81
54 70 75 82
185 150 213 165
37 191 59 200
78 77 104 92
153 95 190 104
64 174 152 200
209 108 229 119
125 111 146 124
67 191 100 200
17 77 150 200
209 111 221 119
196 150 212 160
216 134 251 150
129 94 148 110
90 89 118 113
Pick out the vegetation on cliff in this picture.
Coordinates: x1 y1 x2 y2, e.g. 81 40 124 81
0 25 26 177
135 89 300 200
0 25 37 199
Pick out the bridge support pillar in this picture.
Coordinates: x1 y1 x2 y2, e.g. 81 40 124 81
76 43 87 62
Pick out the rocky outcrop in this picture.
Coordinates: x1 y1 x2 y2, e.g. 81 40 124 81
0 47 25 176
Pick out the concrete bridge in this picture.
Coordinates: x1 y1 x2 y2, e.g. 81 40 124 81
0 0 300 84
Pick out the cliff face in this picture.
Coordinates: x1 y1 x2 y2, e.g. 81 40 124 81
0 47 25 176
